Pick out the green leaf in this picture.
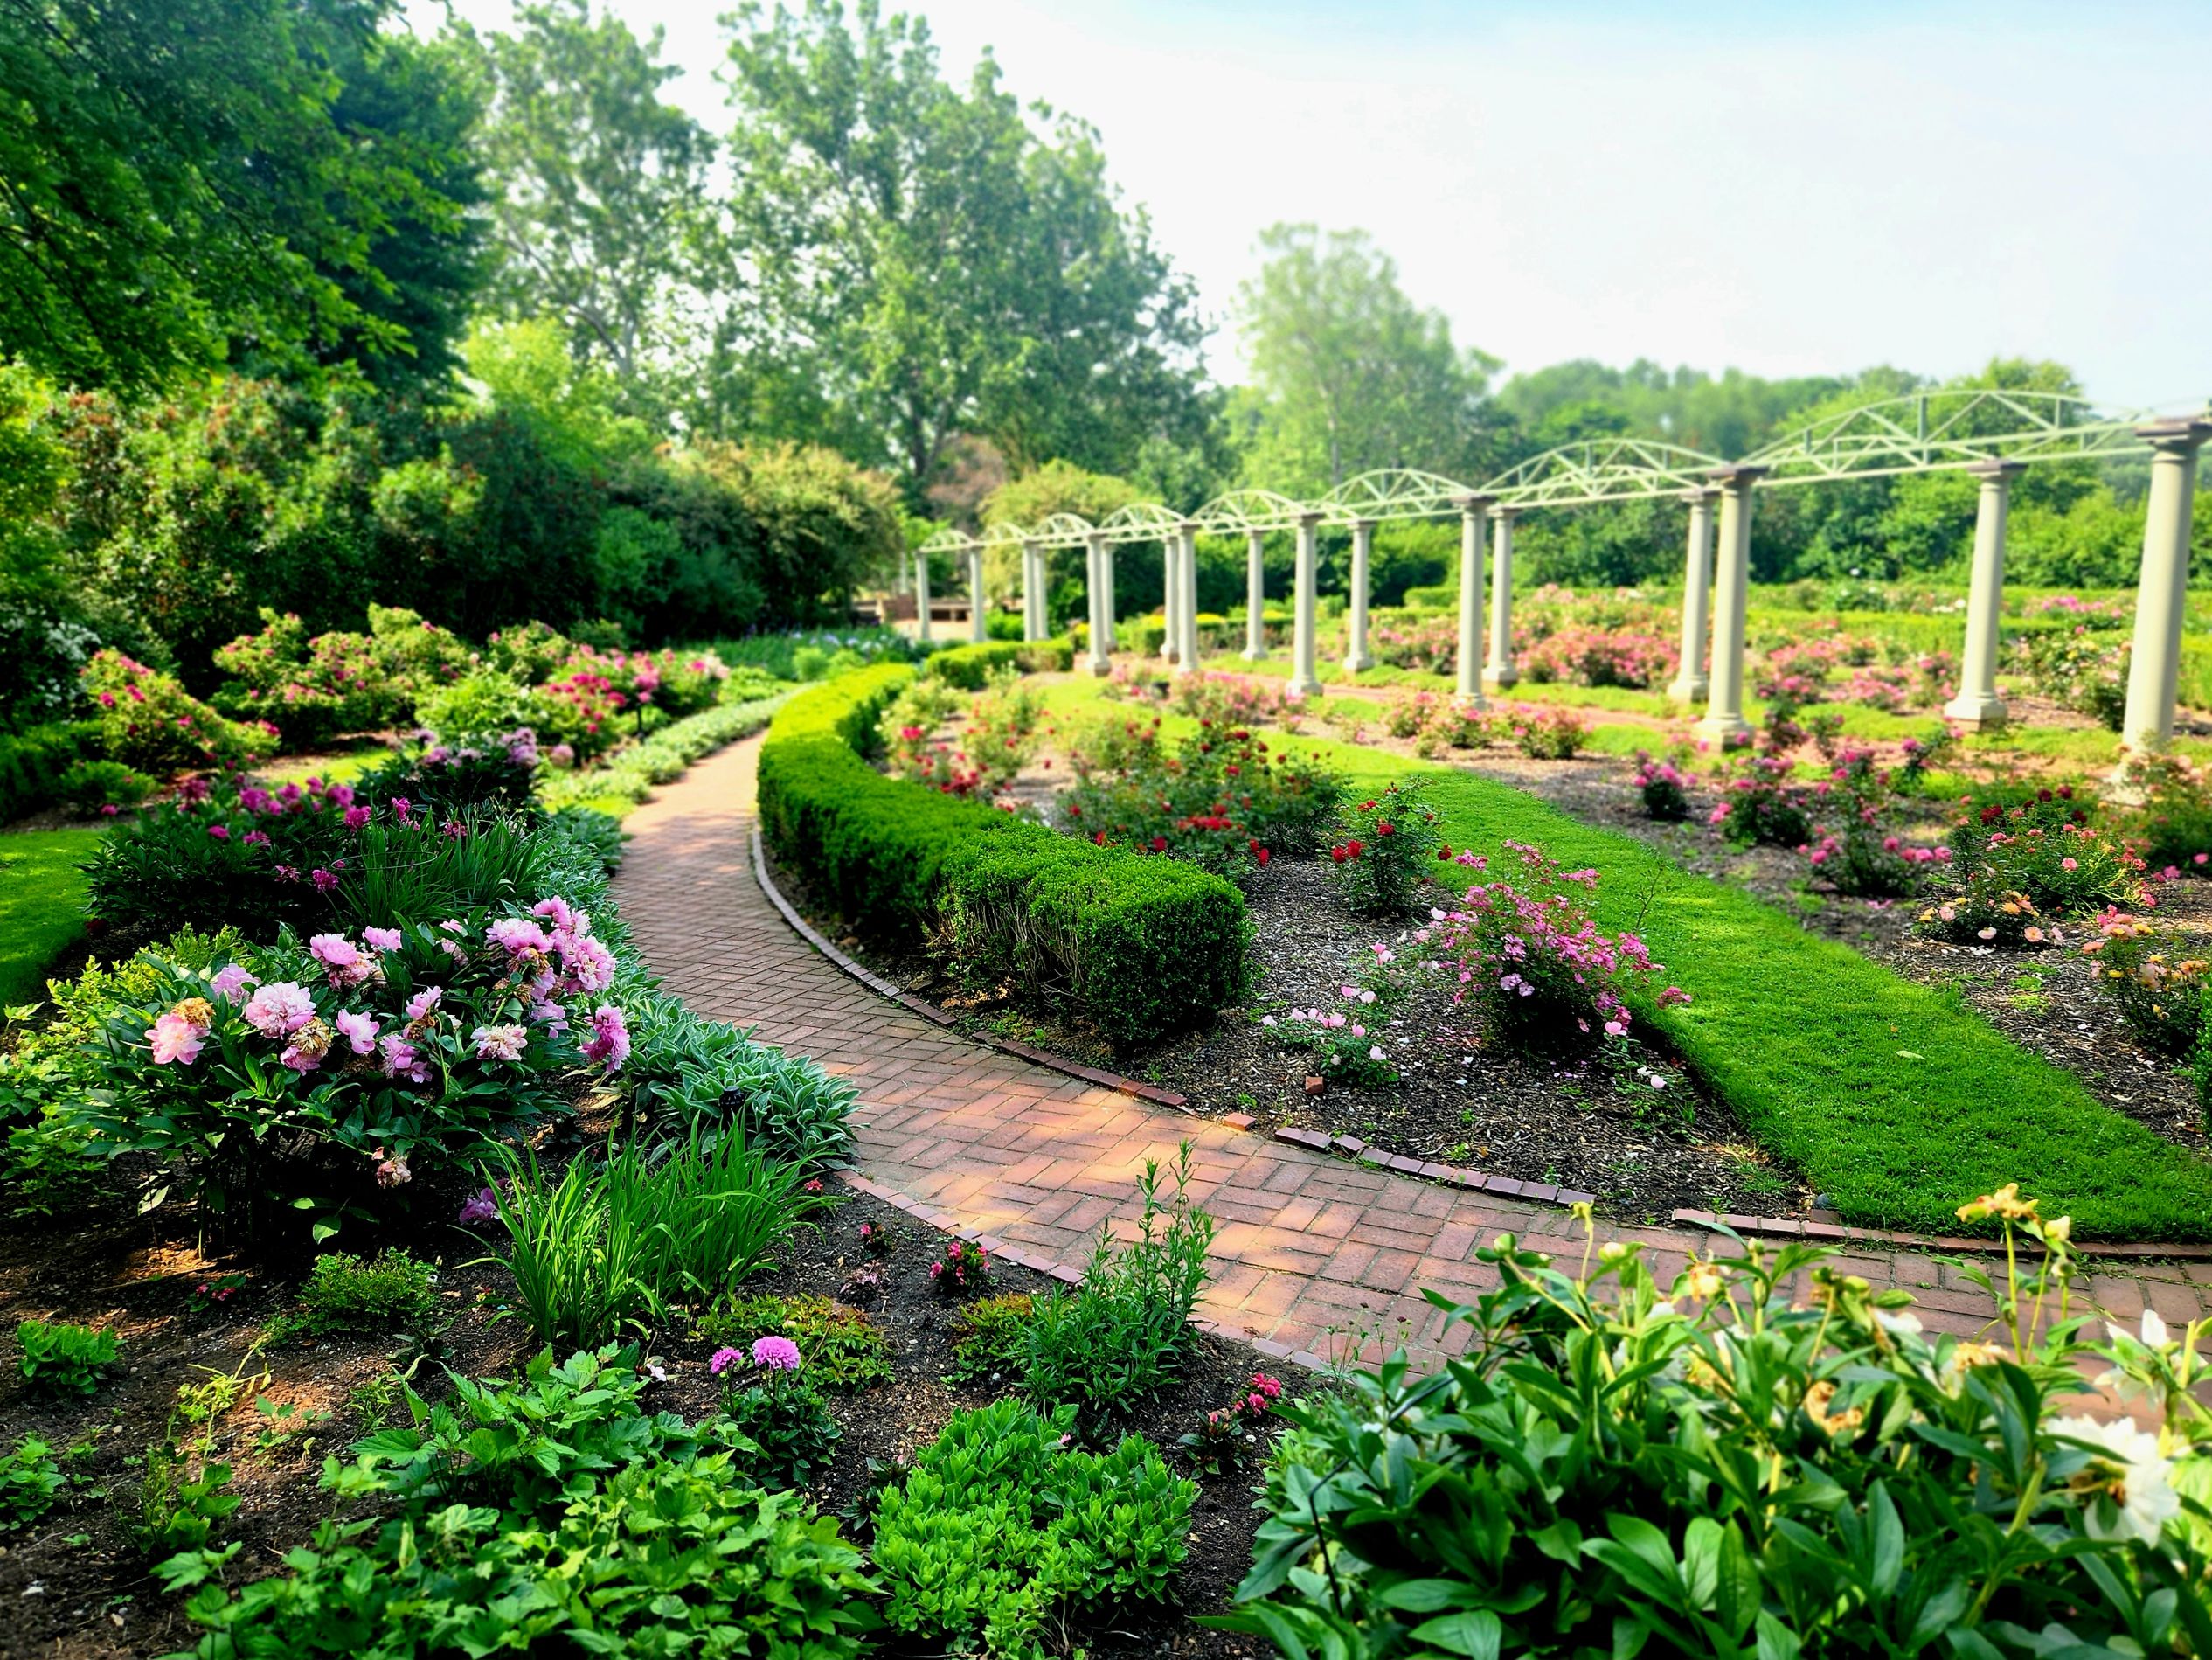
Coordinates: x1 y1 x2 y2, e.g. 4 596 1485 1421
1754 1610 1803 1660
1381 1579 1475 1614
1409 1609 1502 1660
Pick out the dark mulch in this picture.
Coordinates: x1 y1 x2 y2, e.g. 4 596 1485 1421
0 1170 1279 1659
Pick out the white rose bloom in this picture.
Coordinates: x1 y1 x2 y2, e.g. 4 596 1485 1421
2054 1414 2181 1546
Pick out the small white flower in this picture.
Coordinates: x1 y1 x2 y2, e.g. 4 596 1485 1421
2055 1414 2181 1545
2141 1309 2170 1349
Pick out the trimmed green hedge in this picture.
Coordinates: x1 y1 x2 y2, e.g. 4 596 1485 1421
924 638 1075 690
756 666 1247 1046
0 722 100 823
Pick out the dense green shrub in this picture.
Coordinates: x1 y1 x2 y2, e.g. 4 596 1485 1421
758 666 1249 1047
620 990 856 1168
17 1318 121 1395
924 636 1075 689
1218 1200 2212 1659
80 651 275 772
713 1364 843 1490
55 758 154 813
0 721 101 821
537 691 787 811
871 1399 1195 1657
264 1249 442 1348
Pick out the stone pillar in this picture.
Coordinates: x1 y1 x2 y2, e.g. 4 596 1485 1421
1695 465 1767 745
1020 542 1044 642
1453 494 1492 705
1944 460 2026 729
2119 419 2212 758
1241 529 1268 660
1174 523 1202 677
1666 489 1720 705
1159 537 1179 663
1100 538 1116 660
1290 512 1323 698
913 549 933 645
1085 535 1113 675
1481 507 1521 691
1342 518 1376 674
967 547 986 643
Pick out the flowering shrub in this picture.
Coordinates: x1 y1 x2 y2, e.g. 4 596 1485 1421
1834 663 1915 712
211 611 407 745
1171 671 1294 729
79 894 622 1238
2081 912 2209 1057
929 1238 989 1296
80 650 276 773
962 667 1045 793
1946 788 2146 917
1800 749 1947 898
2016 627 2129 730
1223 1191 2212 1660
1415 841 1688 1050
1522 625 1675 690
1327 782 1444 917
1265 976 1398 1088
1494 702 1591 760
2116 754 2212 872
712 1335 843 1490
352 729 542 816
1710 754 1813 848
1631 750 1689 821
1383 690 1439 740
1175 1372 1282 1477
1369 613 1460 676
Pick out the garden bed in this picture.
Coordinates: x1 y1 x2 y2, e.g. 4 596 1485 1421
0 1168 1279 1659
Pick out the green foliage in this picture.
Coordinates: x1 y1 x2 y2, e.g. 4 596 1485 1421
716 1374 843 1490
17 1318 120 1396
620 990 857 1169
946 1293 1037 1388
536 692 787 812
700 1295 892 1392
264 1250 442 1349
871 1399 1195 1658
55 759 154 814
0 1436 62 1531
0 722 101 818
135 1442 239 1559
757 667 1250 1048
924 637 1075 690
80 651 275 773
1216 1208 2212 1660
1327 780 1445 916
1022 1147 1215 1434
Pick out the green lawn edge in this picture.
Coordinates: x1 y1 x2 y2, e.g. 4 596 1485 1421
0 830 101 1008
1041 679 2212 1240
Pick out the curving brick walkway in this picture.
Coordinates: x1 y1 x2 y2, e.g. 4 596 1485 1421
609 735 2212 1367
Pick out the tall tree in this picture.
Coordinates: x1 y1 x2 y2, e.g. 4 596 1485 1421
0 0 460 390
1233 224 1500 493
471 0 722 421
718 0 1212 494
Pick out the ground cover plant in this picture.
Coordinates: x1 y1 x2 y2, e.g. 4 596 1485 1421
1032 677 2212 1238
1219 1191 2212 1658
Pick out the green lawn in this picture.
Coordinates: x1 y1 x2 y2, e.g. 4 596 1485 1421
0 830 100 1009
1042 677 2212 1240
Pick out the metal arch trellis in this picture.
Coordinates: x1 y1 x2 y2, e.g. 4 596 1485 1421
912 397 2212 553
1743 390 2184 486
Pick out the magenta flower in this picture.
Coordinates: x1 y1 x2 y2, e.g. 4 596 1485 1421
457 1187 500 1226
210 963 254 999
333 1009 379 1055
378 1032 429 1083
582 1004 630 1074
752 1336 801 1372
404 986 442 1023
709 1346 744 1376
364 927 403 953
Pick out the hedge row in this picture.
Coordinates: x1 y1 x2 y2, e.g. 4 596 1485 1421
755 665 1248 1047
0 721 100 823
924 637 1074 690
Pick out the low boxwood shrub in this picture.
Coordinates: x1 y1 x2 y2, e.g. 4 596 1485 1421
1216 1196 2212 1659
870 1398 1195 1656
758 667 1248 1047
0 720 101 822
925 636 1075 690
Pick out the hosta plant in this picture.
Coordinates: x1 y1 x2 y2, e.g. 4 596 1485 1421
1217 1191 2212 1659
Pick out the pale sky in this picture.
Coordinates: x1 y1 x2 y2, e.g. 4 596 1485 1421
407 0 2212 410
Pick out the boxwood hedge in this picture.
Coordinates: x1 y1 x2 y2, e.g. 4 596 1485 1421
923 638 1075 691
755 665 1247 1047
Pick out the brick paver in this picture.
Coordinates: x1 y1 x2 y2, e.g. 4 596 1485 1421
610 735 2212 1366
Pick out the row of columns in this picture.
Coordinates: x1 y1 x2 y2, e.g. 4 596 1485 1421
978 415 2209 763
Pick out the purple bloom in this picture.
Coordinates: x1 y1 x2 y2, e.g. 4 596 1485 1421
709 1346 745 1376
752 1336 801 1372
457 1187 500 1226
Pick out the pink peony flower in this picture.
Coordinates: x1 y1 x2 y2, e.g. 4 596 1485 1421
582 1004 630 1073
752 1336 801 1372
333 1009 379 1055
243 981 316 1037
210 963 255 999
309 934 360 971
378 1033 429 1084
472 1024 529 1062
364 927 403 953
404 986 443 1023
487 918 551 955
709 1346 744 1376
146 1012 205 1066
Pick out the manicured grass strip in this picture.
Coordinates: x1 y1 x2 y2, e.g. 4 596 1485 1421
1042 678 2212 1240
0 830 100 1008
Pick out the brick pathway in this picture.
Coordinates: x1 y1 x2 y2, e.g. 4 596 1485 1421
610 735 2212 1366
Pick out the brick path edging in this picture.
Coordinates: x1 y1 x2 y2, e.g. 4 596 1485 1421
748 826 1192 1111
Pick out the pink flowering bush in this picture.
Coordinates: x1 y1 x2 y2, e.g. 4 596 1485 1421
1522 626 1675 691
81 893 627 1239
1494 703 1591 761
929 1238 990 1297
1946 788 2146 917
80 649 276 773
1413 841 1689 1052
210 609 415 745
1175 1370 1283 1476
2079 912 2210 1058
1630 750 1689 822
2115 753 2212 872
1799 749 1949 897
1264 969 1399 1087
1709 754 1813 848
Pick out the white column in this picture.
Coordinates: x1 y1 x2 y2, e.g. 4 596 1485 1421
1084 535 1112 674
1100 538 1116 659
1944 460 2025 729
1482 508 1520 691
1159 537 1179 663
967 547 987 643
1453 494 1491 705
1342 518 1376 674
1021 542 1044 642
1175 523 1201 677
1666 489 1719 705
1695 465 1766 744
914 550 933 644
2119 419 2212 758
1242 529 1268 660
1289 512 1323 698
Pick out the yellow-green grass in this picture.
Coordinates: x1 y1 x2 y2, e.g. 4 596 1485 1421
0 830 99 1008
1037 677 2212 1239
